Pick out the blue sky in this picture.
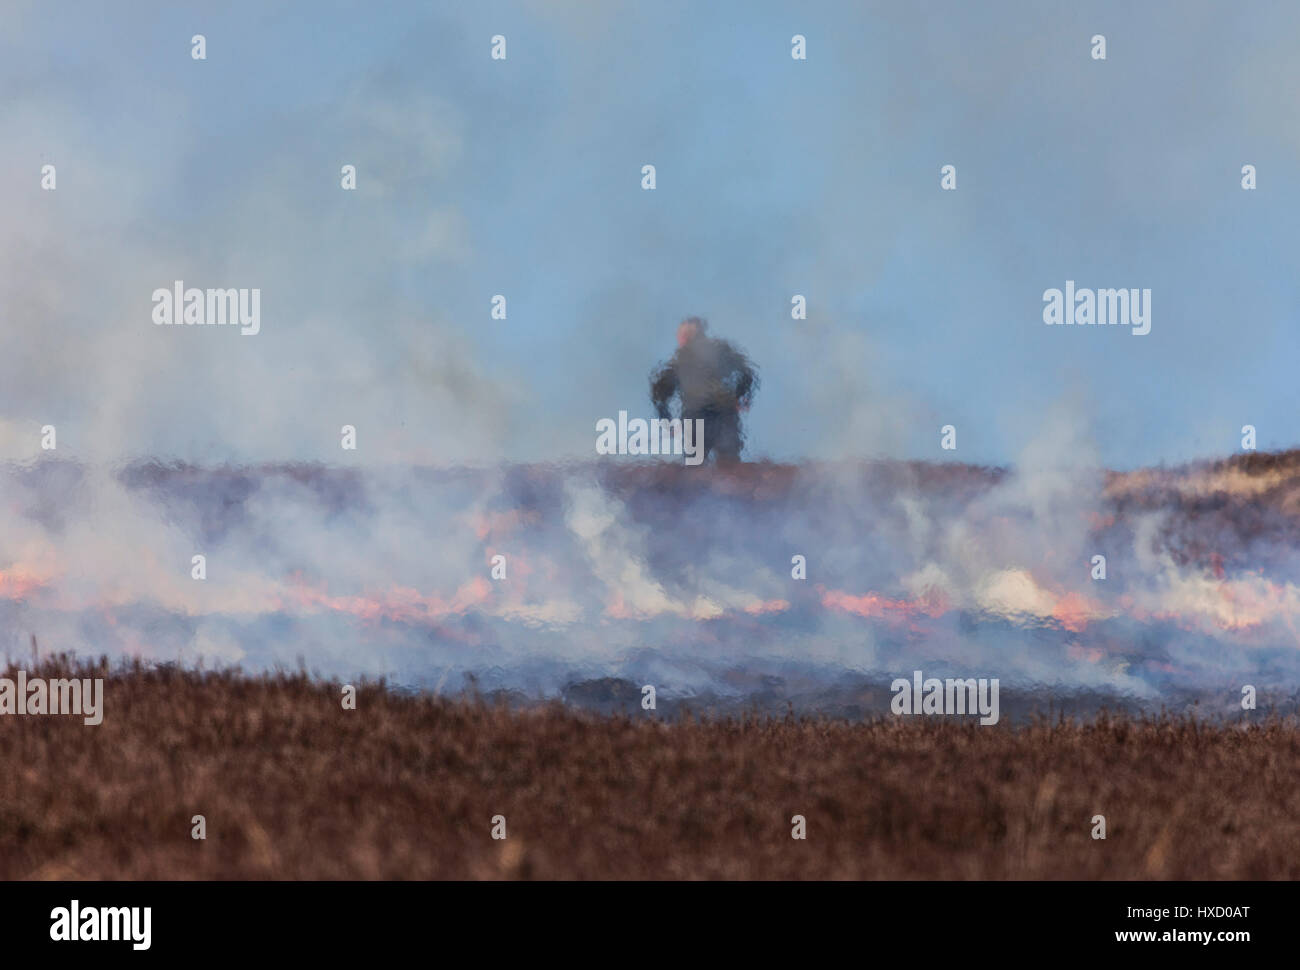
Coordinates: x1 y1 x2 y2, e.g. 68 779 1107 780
2 0 1297 468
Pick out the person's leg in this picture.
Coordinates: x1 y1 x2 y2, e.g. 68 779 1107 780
682 410 713 462
709 410 742 463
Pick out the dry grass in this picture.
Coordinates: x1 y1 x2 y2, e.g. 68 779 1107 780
1 656 1297 879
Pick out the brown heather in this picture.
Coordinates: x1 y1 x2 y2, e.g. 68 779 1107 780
1 656 1297 880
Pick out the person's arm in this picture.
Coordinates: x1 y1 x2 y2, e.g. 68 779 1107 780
650 363 678 419
733 365 754 406
721 344 756 407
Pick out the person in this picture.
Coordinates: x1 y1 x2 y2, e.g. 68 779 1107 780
649 317 758 463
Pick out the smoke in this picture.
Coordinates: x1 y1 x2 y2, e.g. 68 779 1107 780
4 436 1300 717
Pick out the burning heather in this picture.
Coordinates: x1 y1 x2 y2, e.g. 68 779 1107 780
2 448 1300 720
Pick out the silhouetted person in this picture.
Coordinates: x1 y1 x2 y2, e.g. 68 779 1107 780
650 317 758 463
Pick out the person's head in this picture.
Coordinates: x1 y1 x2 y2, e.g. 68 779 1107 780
677 316 707 348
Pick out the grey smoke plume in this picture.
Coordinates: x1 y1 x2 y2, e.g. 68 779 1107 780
4 440 1300 721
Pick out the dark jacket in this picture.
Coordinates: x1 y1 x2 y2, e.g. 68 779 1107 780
650 335 757 419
